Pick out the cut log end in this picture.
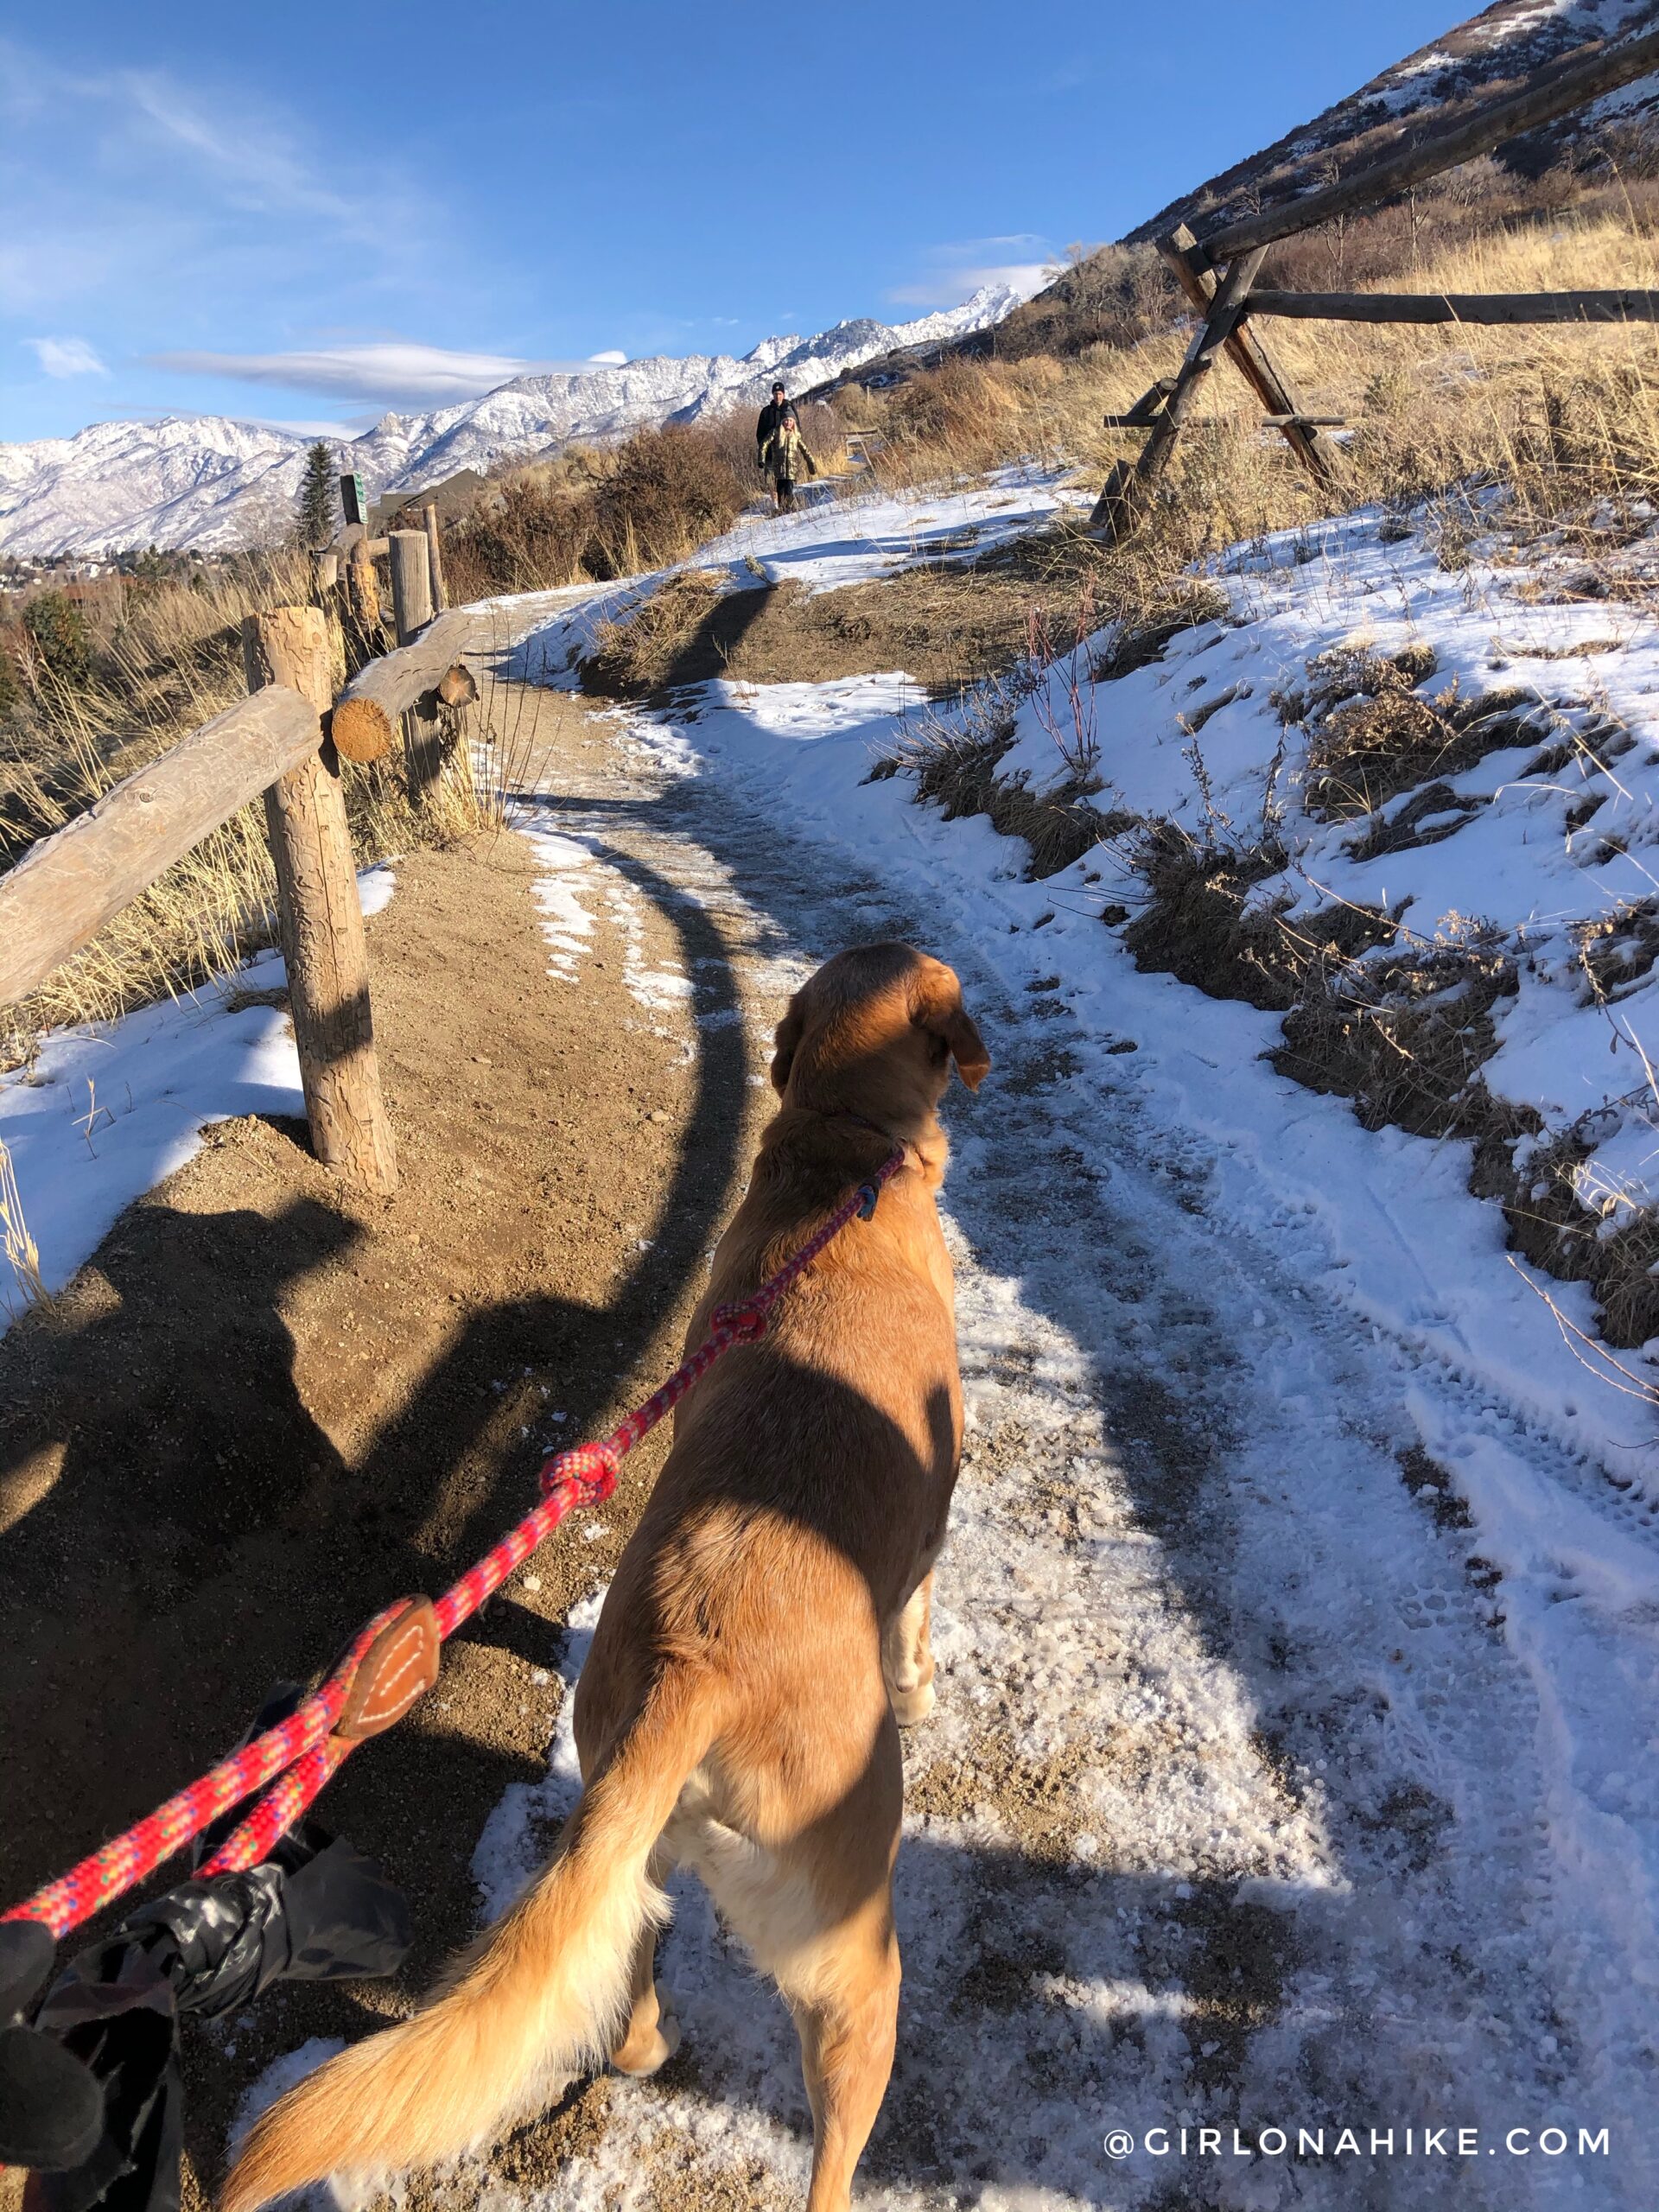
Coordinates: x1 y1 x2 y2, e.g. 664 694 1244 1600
436 662 478 710
330 695 396 764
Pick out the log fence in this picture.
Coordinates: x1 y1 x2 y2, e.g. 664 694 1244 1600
1090 22 1659 537
0 528 481 1198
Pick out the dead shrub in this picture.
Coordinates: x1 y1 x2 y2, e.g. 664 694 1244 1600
1485 1122 1659 1351
1124 826 1294 1010
588 425 749 577
448 411 772 602
876 692 1134 880
1344 780 1484 861
445 474 596 597
882 696 1020 819
1279 645 1546 820
581 571 734 696
1090 580 1232 683
1573 898 1659 1001
1272 938 1519 1139
1592 1212 1659 1348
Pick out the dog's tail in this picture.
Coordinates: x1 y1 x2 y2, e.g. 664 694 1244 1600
220 1667 719 2212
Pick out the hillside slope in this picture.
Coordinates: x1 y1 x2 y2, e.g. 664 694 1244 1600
1127 0 1659 247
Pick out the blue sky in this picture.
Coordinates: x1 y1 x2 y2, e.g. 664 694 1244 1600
3 3 1462 445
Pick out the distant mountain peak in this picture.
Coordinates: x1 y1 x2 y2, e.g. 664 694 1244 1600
0 288 1024 559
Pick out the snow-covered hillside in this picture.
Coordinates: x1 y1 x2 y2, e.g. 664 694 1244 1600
505 478 1659 1471
1128 0 1659 247
0 285 1025 561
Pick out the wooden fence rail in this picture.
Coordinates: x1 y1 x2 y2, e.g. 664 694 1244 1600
0 588 484 1195
1090 23 1659 537
0 687 321 1010
1242 288 1659 327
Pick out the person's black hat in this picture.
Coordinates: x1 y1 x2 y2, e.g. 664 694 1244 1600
771 381 785 394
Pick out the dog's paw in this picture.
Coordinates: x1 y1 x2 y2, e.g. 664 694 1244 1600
613 1988 682 2077
888 1677 936 1727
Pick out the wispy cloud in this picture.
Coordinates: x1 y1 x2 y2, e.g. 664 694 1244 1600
887 236 1061 311
24 335 108 378
0 37 471 346
148 342 605 406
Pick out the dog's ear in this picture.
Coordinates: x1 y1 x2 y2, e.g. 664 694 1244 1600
912 966 991 1090
940 1006 990 1090
771 998 805 1094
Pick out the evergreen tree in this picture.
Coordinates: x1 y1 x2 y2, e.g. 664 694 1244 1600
22 592 91 685
298 442 337 550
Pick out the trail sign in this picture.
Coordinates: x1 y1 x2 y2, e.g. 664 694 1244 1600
340 473 368 527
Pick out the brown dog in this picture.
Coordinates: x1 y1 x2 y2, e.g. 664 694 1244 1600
222 942 988 2212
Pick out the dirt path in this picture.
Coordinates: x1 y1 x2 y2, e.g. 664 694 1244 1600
3 665 1645 2210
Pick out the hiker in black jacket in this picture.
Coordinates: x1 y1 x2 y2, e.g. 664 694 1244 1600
755 381 791 466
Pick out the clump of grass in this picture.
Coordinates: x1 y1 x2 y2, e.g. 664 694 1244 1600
581 571 734 696
1272 931 1520 1139
873 682 1137 882
879 693 1020 816
1283 652 1544 823
1090 579 1233 683
0 1133 50 1321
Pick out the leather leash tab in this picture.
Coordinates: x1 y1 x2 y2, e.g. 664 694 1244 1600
332 1598 441 1742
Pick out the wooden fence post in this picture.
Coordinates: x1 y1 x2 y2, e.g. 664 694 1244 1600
345 538 384 677
1159 226 1338 492
423 503 448 613
1090 247 1267 537
389 531 442 798
243 606 397 1195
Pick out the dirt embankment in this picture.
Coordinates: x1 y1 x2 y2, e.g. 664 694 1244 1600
580 523 1105 704
0 690 767 2190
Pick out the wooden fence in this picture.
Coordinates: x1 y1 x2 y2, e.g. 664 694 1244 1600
0 517 475 1200
1091 23 1659 537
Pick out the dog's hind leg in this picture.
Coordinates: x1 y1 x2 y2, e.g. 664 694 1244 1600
881 1569 936 1726
786 1897 900 2212
610 1847 680 2077
760 1716 905 2212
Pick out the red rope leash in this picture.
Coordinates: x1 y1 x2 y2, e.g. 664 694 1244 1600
3 1147 904 1942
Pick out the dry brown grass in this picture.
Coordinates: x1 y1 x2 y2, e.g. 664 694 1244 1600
832 207 1659 569
0 1133 50 1320
1 556 495 1070
444 403 848 602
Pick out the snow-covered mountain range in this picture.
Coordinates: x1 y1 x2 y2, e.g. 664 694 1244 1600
0 286 1027 559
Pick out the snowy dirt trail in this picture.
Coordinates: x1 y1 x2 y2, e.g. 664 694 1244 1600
410 679 1649 2212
